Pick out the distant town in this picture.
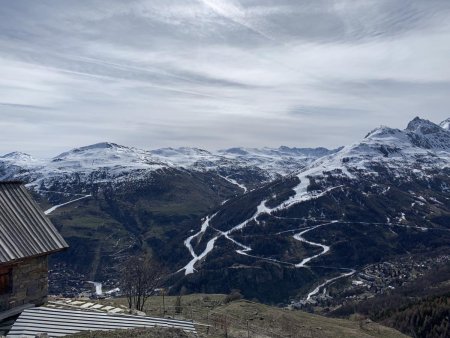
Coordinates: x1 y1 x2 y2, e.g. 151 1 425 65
294 254 450 310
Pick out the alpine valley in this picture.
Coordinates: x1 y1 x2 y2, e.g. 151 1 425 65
1 117 449 309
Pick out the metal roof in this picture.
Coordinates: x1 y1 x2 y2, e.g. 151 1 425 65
7 307 197 337
0 182 68 264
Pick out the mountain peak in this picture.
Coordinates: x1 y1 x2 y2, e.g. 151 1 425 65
75 142 123 151
54 142 127 160
440 118 450 131
364 125 401 139
406 117 441 134
219 147 249 155
404 117 450 150
0 151 34 161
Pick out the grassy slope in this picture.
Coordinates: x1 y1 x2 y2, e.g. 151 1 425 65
93 294 407 338
211 300 408 338
43 170 241 279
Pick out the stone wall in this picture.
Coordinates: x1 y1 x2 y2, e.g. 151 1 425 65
0 255 48 312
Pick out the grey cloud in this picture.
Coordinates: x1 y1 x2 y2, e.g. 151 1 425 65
0 0 449 156
289 106 369 118
0 103 53 111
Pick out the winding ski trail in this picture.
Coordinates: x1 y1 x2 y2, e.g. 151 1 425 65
218 175 248 193
44 194 91 215
180 168 444 299
305 268 356 301
181 214 217 274
292 222 335 268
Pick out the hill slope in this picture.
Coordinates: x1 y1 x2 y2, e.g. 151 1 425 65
77 294 407 338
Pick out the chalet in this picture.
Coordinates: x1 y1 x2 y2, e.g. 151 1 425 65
0 181 68 317
0 181 197 337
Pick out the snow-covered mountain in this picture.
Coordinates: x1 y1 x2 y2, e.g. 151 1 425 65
275 116 450 196
173 117 450 302
217 146 341 176
0 142 168 191
1 116 448 201
50 142 167 177
0 142 339 192
149 146 340 178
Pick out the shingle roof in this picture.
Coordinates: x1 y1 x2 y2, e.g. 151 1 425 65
7 307 197 337
0 182 68 264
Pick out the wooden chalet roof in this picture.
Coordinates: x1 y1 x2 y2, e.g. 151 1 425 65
0 182 68 264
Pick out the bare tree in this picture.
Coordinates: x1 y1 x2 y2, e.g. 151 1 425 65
120 255 167 311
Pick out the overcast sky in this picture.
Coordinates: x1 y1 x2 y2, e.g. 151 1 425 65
1 0 450 156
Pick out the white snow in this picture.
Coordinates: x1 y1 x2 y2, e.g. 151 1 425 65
150 146 337 178
440 118 450 131
181 214 217 275
87 281 103 295
227 200 271 233
293 222 335 268
1 143 168 190
180 200 272 275
1 142 340 191
429 197 443 205
44 194 92 215
218 175 248 193
352 280 364 286
182 236 220 275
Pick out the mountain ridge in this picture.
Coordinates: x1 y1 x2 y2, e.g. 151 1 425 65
1 116 449 308
2 116 448 187
0 143 341 190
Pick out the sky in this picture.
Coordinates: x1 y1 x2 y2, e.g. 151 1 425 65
1 0 450 156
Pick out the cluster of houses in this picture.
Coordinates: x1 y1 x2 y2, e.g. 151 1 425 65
0 181 196 337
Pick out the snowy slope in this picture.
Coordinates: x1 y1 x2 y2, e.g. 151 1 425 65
0 142 168 190
217 146 341 176
150 146 340 178
0 142 338 194
0 152 45 180
292 117 450 187
1 117 448 197
51 142 166 173
273 117 450 208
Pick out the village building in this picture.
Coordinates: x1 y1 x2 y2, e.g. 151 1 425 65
0 181 68 317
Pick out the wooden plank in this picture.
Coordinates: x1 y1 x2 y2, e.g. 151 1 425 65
16 314 195 330
32 307 195 326
9 307 197 337
15 317 191 330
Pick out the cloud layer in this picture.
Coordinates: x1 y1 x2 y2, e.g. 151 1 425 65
1 0 450 156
